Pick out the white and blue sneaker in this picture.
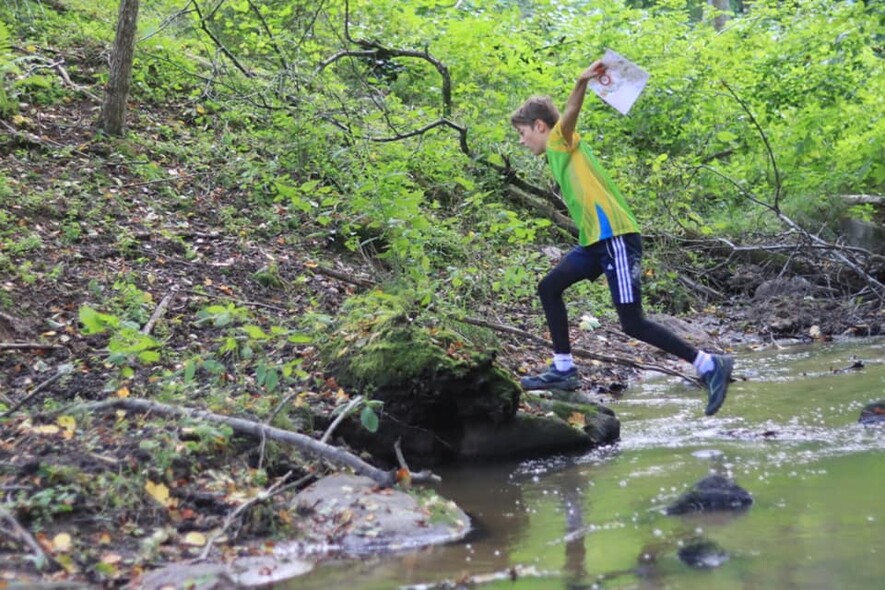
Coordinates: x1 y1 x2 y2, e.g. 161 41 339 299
701 355 734 416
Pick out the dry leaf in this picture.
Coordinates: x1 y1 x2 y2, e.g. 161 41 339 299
52 533 72 553
57 415 76 439
567 412 586 427
116 386 130 398
33 424 60 435
145 481 173 507
183 531 206 546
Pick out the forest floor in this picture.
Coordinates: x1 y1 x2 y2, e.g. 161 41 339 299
0 95 882 587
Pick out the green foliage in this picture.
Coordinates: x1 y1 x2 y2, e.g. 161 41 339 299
79 305 161 378
0 19 16 117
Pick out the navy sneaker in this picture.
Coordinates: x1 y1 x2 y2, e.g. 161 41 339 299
701 354 734 416
520 365 580 391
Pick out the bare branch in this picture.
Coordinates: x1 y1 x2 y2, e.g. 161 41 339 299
142 286 179 336
192 0 253 78
0 505 58 571
246 0 288 72
2 364 74 418
67 398 400 487
720 79 782 208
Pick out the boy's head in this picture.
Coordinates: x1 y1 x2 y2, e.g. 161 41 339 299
511 96 559 156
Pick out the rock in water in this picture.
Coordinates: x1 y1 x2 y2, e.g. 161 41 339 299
859 400 885 425
678 537 729 569
665 474 753 515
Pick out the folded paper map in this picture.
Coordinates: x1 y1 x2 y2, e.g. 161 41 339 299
587 49 650 115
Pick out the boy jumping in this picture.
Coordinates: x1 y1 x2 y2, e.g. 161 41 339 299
511 61 733 416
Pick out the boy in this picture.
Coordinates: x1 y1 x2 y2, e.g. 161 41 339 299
511 61 733 416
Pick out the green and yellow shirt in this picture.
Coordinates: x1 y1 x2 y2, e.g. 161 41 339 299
546 121 639 246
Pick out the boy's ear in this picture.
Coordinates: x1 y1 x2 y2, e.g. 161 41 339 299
534 120 550 133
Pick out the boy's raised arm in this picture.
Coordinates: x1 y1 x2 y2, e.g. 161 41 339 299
559 61 606 145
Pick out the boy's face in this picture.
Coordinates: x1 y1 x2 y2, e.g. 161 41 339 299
515 120 550 156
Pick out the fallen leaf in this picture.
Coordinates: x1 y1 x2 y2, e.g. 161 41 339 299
33 424 60 435
57 415 76 439
52 533 72 553
183 531 206 546
101 553 123 565
116 386 130 398
145 480 173 507
567 412 586 427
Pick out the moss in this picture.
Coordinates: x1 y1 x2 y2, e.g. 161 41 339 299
321 289 521 425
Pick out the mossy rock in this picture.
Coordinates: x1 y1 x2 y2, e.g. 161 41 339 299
322 290 520 428
523 391 621 446
459 413 594 459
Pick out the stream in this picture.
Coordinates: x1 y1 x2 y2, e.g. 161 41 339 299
289 337 884 589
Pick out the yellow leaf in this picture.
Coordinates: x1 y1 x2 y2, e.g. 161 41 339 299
183 531 206 546
567 412 586 427
98 532 112 545
55 554 78 574
145 481 171 507
33 424 60 435
57 416 76 439
116 386 130 398
53 533 72 553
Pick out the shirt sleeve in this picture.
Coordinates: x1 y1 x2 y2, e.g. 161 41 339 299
547 121 580 153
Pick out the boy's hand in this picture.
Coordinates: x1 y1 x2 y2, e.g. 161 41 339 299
579 60 606 83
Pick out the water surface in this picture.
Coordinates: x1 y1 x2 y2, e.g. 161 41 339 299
291 338 885 589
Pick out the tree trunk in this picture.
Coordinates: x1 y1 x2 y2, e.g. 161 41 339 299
708 0 730 31
98 0 139 136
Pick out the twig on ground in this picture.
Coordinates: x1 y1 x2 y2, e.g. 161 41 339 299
394 437 441 486
1 364 74 418
305 263 376 288
195 470 299 561
320 395 364 444
0 342 64 351
181 289 292 313
0 505 58 571
142 286 179 335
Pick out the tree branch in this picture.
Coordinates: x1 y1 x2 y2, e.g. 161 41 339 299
192 0 254 78
64 398 445 488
